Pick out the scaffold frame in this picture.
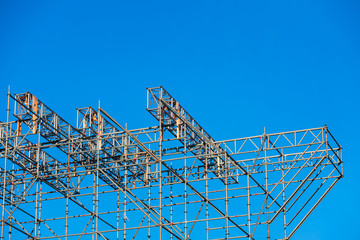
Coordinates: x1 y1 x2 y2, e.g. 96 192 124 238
0 86 343 240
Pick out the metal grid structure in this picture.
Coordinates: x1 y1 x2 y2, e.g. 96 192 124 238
0 86 343 240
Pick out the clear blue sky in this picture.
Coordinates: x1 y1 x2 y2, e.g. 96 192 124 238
0 1 359 239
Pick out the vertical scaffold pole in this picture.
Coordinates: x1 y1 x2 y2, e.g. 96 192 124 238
158 88 163 240
1 86 10 239
116 188 120 240
247 165 251 240
225 155 229 239
148 172 151 240
170 170 173 240
184 126 188 240
281 149 287 239
265 134 270 240
34 124 41 238
124 135 128 240
65 126 70 240
205 157 209 240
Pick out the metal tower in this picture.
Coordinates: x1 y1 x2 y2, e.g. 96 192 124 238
0 86 343 239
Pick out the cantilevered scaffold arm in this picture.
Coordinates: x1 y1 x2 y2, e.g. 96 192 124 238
147 86 282 208
77 106 187 239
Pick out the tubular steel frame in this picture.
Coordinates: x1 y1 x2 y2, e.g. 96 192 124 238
0 86 343 240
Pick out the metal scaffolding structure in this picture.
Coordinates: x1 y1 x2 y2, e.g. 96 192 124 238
0 86 343 240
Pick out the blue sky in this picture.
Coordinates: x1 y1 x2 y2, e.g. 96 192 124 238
0 1 359 239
